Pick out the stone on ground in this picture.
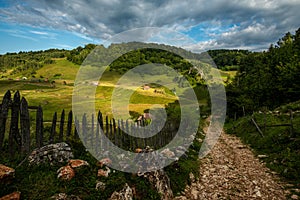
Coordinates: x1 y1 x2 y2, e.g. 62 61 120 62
109 183 133 200
0 164 15 184
28 142 73 166
0 191 20 200
57 165 75 181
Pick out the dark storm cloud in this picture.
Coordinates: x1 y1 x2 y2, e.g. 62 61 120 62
1 0 300 51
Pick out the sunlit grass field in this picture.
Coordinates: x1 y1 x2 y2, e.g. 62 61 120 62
0 58 181 121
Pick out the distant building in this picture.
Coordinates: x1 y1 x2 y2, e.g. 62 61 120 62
143 85 150 90
91 81 99 86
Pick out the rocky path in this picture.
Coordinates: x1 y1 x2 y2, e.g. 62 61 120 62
174 130 290 200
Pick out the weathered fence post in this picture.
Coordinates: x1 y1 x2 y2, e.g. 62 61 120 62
125 120 134 150
98 111 104 130
82 114 87 145
59 110 65 142
66 111 73 142
105 116 109 137
95 111 101 153
9 91 21 155
112 118 117 145
36 105 43 148
113 118 116 133
20 97 30 154
121 119 126 149
109 119 113 142
91 113 95 149
141 118 146 148
97 111 103 145
74 117 79 140
117 119 122 148
0 90 11 150
49 112 57 144
105 116 110 149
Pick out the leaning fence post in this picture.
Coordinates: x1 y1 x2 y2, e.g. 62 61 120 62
59 110 65 142
49 112 57 144
251 117 264 137
20 97 30 154
9 91 20 155
0 90 11 150
36 105 43 148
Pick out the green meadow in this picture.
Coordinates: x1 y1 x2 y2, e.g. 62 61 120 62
0 58 183 121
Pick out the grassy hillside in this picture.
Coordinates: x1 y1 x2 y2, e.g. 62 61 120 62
0 58 181 121
36 58 79 81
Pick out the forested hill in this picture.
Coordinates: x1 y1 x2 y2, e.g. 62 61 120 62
0 42 227 87
66 42 205 67
206 49 251 70
0 49 67 78
1 41 247 74
0 42 203 77
226 28 300 117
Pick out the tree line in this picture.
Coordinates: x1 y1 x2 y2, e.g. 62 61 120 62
0 49 67 77
226 28 300 117
207 49 250 70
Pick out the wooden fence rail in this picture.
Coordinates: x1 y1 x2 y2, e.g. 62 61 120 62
0 90 177 157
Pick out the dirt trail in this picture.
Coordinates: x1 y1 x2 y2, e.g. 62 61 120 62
174 129 290 200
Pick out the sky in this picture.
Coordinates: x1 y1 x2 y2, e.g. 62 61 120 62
0 0 300 54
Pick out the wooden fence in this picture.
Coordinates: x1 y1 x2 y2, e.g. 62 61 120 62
0 90 178 157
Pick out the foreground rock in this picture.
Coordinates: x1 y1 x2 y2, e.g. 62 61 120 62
57 159 89 181
109 183 133 200
57 165 75 181
0 192 21 200
95 181 106 191
0 164 15 184
68 159 89 169
140 170 173 200
50 193 81 200
97 167 111 178
28 142 73 166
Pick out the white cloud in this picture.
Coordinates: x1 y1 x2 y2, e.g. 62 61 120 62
30 31 49 35
52 43 75 49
